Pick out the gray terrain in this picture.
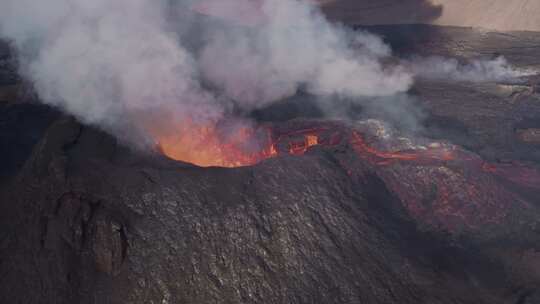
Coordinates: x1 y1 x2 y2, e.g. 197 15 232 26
322 0 540 32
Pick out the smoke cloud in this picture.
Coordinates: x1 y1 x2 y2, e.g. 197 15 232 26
0 0 412 140
406 55 533 82
0 0 532 156
197 0 412 108
1 0 221 131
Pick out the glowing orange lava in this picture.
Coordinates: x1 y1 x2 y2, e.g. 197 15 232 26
156 121 540 233
157 122 277 168
350 131 457 165
156 122 540 196
157 123 459 168
288 134 319 155
156 122 332 167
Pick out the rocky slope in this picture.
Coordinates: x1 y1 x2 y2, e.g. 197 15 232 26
2 25 540 304
0 117 524 304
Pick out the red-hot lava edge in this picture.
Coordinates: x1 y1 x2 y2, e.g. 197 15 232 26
157 121 540 232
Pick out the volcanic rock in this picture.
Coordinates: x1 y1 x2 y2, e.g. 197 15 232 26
517 128 540 144
3 23 540 304
0 84 21 103
0 117 521 304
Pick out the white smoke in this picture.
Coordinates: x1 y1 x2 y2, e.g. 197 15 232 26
0 0 532 152
198 0 412 109
1 0 222 133
0 0 412 140
406 55 533 82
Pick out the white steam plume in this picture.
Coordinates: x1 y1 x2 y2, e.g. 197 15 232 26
198 0 412 109
0 0 221 133
0 0 412 141
406 55 534 82
0 0 532 154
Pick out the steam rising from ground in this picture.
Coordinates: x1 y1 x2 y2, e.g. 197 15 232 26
407 56 534 82
198 0 412 107
0 0 409 134
1 0 221 133
0 0 533 153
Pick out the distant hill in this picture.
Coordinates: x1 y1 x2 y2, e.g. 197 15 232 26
322 0 540 32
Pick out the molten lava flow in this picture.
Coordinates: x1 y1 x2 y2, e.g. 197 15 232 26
349 131 457 165
481 162 540 190
349 130 540 190
157 120 540 232
156 120 540 202
157 122 277 168
344 129 540 231
157 124 330 167
154 118 540 233
288 134 319 155
157 122 460 168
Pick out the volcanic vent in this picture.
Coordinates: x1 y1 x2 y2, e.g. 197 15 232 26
155 116 540 234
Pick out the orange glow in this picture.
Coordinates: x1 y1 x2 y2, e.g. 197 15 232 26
156 123 328 167
307 135 319 146
155 122 540 196
156 123 460 168
481 162 497 173
157 122 277 168
288 134 319 155
350 131 457 165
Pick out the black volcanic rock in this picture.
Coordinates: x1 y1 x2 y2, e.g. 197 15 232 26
3 26 540 304
0 117 516 304
0 103 60 182
0 41 18 87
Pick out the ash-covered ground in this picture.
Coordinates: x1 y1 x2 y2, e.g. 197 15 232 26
2 25 540 304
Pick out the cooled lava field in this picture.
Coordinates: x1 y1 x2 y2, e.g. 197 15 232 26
2 14 540 304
